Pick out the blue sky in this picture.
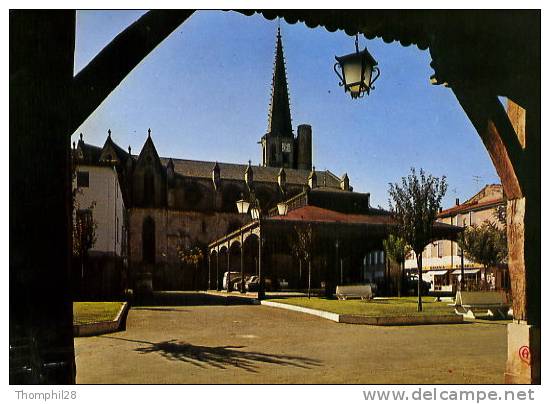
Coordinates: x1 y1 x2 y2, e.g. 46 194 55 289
72 10 500 208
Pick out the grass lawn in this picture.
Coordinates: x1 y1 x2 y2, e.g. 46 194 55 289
267 296 456 317
73 302 124 325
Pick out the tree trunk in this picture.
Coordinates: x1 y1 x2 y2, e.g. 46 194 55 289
416 253 423 312
308 260 312 299
299 259 302 287
397 259 402 298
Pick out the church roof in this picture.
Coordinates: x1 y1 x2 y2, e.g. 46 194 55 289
159 156 341 188
266 27 293 138
270 205 392 225
75 138 102 163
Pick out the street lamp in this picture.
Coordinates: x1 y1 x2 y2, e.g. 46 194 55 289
250 203 261 220
277 201 288 216
334 34 380 99
236 197 250 215
236 194 265 300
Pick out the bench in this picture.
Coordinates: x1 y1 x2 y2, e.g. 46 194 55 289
335 284 374 300
454 291 510 319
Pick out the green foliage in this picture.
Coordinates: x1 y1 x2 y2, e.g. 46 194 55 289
292 223 314 263
71 155 97 258
388 168 448 254
458 220 507 269
493 204 507 226
177 245 204 266
72 205 97 257
383 234 411 265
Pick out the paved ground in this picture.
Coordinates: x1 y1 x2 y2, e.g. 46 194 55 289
74 293 507 384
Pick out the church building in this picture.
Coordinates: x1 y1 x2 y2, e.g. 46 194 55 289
73 28 354 293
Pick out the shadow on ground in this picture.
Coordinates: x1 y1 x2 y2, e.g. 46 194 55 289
132 292 255 307
131 307 189 313
100 336 321 373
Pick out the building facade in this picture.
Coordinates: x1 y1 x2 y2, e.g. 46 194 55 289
73 157 128 297
405 184 507 291
73 28 354 293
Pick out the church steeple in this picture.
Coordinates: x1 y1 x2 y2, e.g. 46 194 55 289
266 26 293 138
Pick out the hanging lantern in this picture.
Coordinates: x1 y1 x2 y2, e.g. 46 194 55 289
277 202 289 216
235 198 250 214
334 34 380 99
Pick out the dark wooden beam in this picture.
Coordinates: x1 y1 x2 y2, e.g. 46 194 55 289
453 89 524 200
71 10 195 134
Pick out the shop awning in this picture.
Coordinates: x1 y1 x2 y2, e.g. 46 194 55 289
425 270 449 276
451 269 480 275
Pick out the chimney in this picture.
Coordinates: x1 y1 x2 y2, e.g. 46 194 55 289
455 198 460 206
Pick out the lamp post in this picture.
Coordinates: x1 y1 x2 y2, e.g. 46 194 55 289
236 194 290 299
277 201 289 216
334 34 380 99
234 196 252 294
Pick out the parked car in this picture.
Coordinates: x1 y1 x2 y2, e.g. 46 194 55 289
406 276 431 295
222 272 241 290
245 276 259 292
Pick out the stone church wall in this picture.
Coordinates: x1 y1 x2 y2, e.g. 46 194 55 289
128 207 249 289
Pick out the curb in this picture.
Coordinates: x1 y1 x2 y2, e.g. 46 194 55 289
73 302 129 337
260 301 340 321
260 300 463 326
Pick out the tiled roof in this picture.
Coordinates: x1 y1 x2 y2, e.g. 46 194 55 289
76 140 102 163
159 157 341 188
438 197 504 218
270 205 393 225
269 205 463 237
77 136 343 188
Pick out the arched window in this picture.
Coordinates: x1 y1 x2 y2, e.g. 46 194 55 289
142 216 155 264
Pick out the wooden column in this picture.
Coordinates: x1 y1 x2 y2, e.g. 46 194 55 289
10 11 77 384
453 88 540 384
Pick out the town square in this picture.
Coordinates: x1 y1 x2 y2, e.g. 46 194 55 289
9 7 541 393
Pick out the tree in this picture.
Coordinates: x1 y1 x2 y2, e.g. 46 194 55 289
457 220 507 288
292 224 315 298
177 243 204 290
388 168 447 311
71 161 97 295
383 234 411 297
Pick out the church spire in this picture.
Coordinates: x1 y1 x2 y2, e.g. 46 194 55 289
266 26 293 138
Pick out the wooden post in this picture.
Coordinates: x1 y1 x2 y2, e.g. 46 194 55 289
453 88 540 384
10 11 77 384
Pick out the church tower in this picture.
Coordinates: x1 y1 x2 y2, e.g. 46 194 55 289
261 27 295 169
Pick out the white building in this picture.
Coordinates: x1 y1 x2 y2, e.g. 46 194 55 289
73 136 128 297
405 184 507 292
74 164 126 257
